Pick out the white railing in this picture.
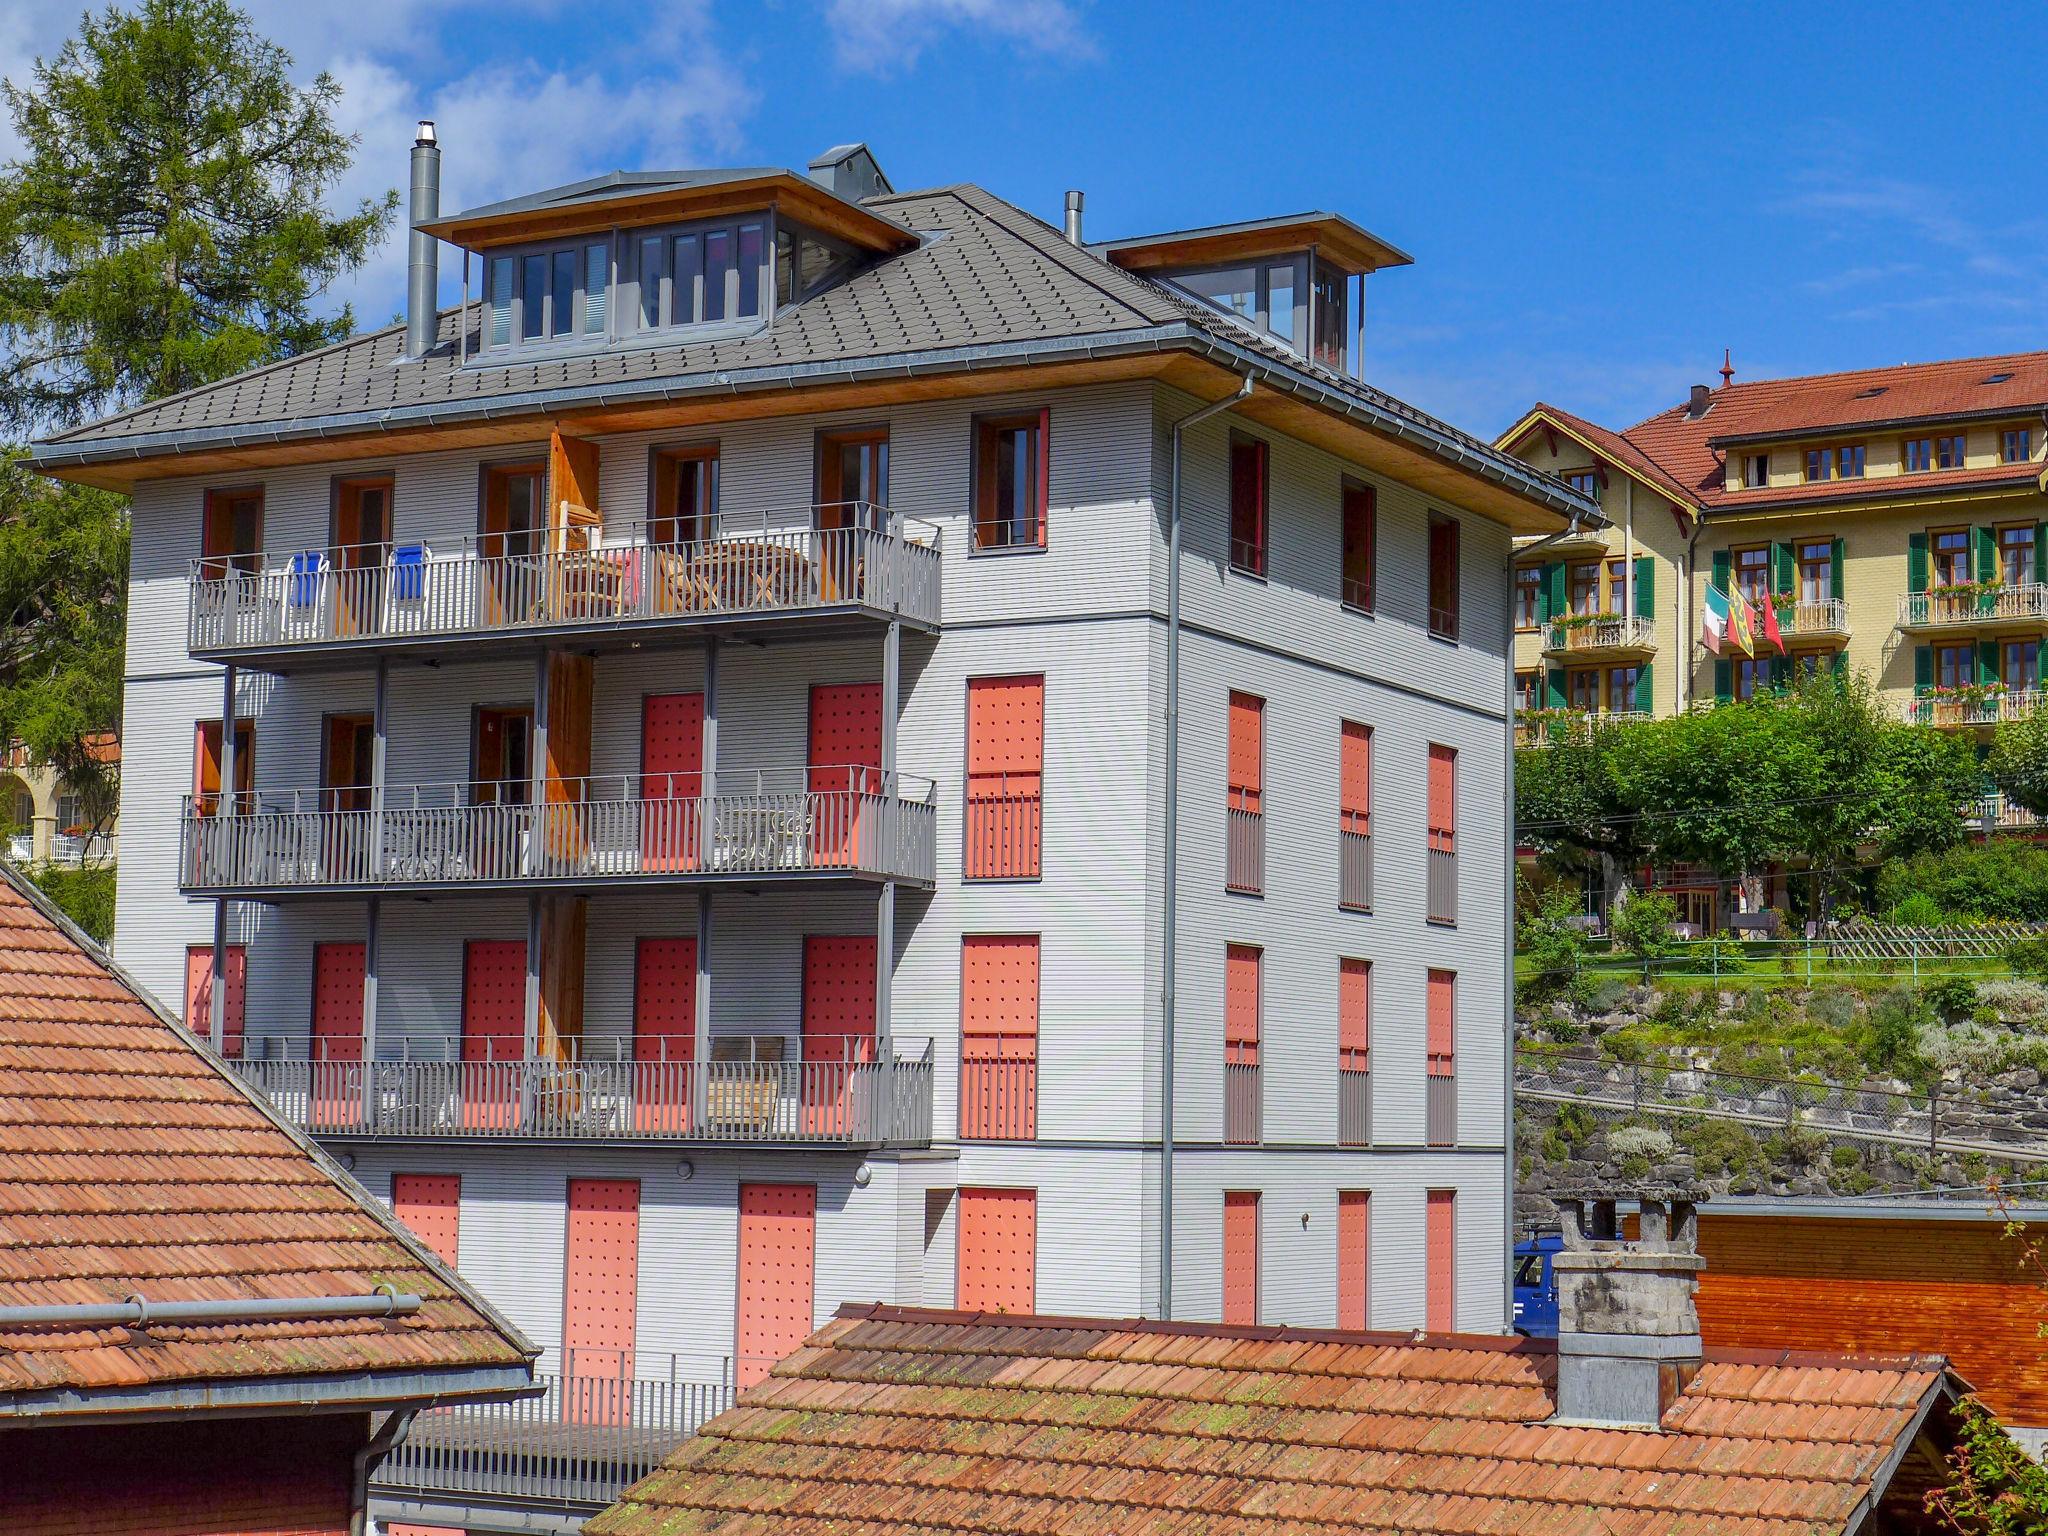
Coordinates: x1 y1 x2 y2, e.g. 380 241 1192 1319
1900 690 2048 728
1514 710 1650 747
187 505 944 655
1776 597 1849 637
228 1034 935 1146
1900 582 2048 630
1971 790 2048 832
1542 614 1656 654
178 768 938 893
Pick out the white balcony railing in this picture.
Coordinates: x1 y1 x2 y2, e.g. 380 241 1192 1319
1900 582 2048 631
187 506 943 658
1514 710 1650 748
179 769 937 894
1900 690 2048 728
1542 613 1656 655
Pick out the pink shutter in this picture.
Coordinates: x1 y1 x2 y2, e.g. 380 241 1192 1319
965 675 1044 879
1222 1190 1259 1325
1339 958 1370 1072
1427 970 1455 1077
184 945 246 1058
1337 1190 1369 1331
1340 721 1371 834
641 692 703 871
392 1174 461 1268
1426 1189 1456 1332
564 1178 640 1422
1225 944 1261 1066
311 943 365 1061
460 939 526 1129
1227 692 1263 813
957 1187 1037 1313
960 935 1038 1140
737 1183 816 1389
801 935 876 1134
1427 744 1456 851
808 682 883 864
633 937 696 1132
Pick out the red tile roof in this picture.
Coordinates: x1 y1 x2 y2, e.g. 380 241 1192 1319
587 1305 1959 1536
0 867 532 1406
1504 402 1699 510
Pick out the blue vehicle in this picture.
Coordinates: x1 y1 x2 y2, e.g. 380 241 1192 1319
1511 1230 1563 1337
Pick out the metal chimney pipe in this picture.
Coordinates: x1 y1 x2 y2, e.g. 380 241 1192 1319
1063 190 1084 246
404 120 441 362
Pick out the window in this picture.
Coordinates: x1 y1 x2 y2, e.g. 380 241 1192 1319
818 427 890 525
1341 480 1376 611
774 225 858 306
972 411 1048 551
1426 744 1456 925
1605 556 1630 611
638 235 666 328
650 444 718 546
965 675 1044 879
1797 541 1834 602
1224 944 1261 1146
1567 561 1601 617
2004 640 2041 694
1338 958 1370 1147
960 936 1039 1140
2001 524 2037 587
1805 444 1865 481
472 706 533 805
1731 657 1766 701
1514 670 1541 713
1229 433 1268 576
957 1188 1036 1313
1427 512 1459 639
1222 1190 1260 1325
321 714 374 814
1566 669 1600 711
488 256 514 345
1732 545 1771 605
1935 642 1974 691
1513 567 1541 630
550 249 577 338
185 944 246 1057
1744 453 1769 488
1425 1190 1456 1333
584 244 608 334
1170 260 1304 352
1605 665 1640 713
480 462 545 560
2004 428 2032 464
201 487 263 578
1338 720 1371 912
1936 434 1966 470
1905 438 1933 473
1932 527 1972 588
192 719 253 816
1562 469 1597 498
1804 448 1828 483
1226 691 1263 896
1337 1190 1370 1329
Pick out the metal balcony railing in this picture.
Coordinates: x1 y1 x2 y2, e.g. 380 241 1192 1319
1339 825 1372 912
1900 581 2048 631
227 1034 935 1147
1900 690 2048 728
1542 614 1656 655
1426 844 1457 925
959 1036 1036 1140
1775 596 1849 637
1223 1061 1262 1146
1426 1070 1456 1148
374 1365 733 1509
187 506 944 659
179 768 938 895
1226 802 1263 895
1514 710 1651 747
1338 1066 1372 1147
963 773 1041 879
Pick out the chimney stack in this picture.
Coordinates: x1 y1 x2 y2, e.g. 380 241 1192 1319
1063 190 1085 246
404 121 441 363
1550 1194 1705 1429
1686 383 1712 419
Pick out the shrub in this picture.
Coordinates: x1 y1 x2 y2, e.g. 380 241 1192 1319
1975 979 2048 1024
1877 841 2048 923
1605 1125 1674 1163
1518 886 1594 1009
2006 935 2048 983
1809 988 1860 1032
1611 891 1679 964
1888 890 1946 928
1924 975 1981 1024
26 864 114 944
1864 987 1930 1077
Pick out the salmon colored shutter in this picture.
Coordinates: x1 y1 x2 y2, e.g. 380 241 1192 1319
1427 744 1456 851
632 937 696 1061
960 935 1038 1140
1222 1190 1259 1325
185 945 245 1057
809 682 883 865
564 1178 640 1415
1427 969 1455 1077
1426 1189 1456 1332
641 692 703 871
965 675 1044 878
1340 721 1371 834
311 942 365 1062
461 940 526 1061
1339 957 1370 1071
1227 692 1263 814
1337 1190 1369 1331
392 1174 461 1267
1225 944 1260 1066
801 935 876 1059
736 1182 815 1388
957 1187 1037 1313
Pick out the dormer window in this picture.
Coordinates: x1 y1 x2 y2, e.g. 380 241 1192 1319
488 242 608 350
1166 256 1338 365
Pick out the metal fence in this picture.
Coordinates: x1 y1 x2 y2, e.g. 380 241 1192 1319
1224 1061 1262 1145
963 776 1041 880
1338 1066 1372 1147
376 1368 732 1508
180 769 938 894
1339 828 1372 912
959 1039 1037 1140
1545 929 2048 987
1542 614 1655 654
1425 1072 1456 1148
1426 847 1456 925
189 507 944 655
1226 804 1263 896
229 1037 935 1146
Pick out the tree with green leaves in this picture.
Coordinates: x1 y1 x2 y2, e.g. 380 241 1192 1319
1988 706 2048 819
1515 718 1655 908
0 0 397 432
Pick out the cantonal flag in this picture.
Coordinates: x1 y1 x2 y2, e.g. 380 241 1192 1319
1702 586 1730 653
1728 587 1757 655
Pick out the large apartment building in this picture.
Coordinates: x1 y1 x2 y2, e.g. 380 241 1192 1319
30 132 1587 1530
1499 353 2048 735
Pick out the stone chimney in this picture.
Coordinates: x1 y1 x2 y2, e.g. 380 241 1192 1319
1686 383 1713 419
1550 1193 1705 1429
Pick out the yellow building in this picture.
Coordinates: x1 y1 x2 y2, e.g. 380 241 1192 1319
1498 351 2048 737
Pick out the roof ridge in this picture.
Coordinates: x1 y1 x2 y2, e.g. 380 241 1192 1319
1620 346 2048 436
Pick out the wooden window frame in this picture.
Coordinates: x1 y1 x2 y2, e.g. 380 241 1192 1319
2003 427 2032 465
471 704 535 806
1560 468 1598 499
200 485 265 578
969 409 1050 555
1228 431 1269 579
1935 434 1967 471
1796 541 1833 602
1904 437 1933 473
1743 453 1769 488
1730 543 1771 605
1997 522 2036 588
1929 526 1972 589
648 442 720 547
1427 511 1460 641
1512 566 1540 631
1340 477 1376 613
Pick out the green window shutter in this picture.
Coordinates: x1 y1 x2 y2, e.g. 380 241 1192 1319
1711 549 1731 590
1830 650 1847 678
1771 541 1794 594
1980 639 2000 685
1634 662 1653 713
1713 658 1731 703
1913 645 1932 695
1977 526 1998 608
1769 657 1788 689
1546 668 1566 708
1633 556 1654 622
1831 538 1845 600
1907 532 1928 594
1544 561 1565 620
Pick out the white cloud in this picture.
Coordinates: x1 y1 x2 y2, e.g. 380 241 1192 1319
823 0 1093 76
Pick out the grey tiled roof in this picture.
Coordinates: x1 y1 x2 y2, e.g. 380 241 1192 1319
31 183 1590 521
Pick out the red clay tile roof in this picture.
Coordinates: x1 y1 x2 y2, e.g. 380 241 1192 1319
0 867 533 1405
587 1305 1958 1536
1502 402 1699 511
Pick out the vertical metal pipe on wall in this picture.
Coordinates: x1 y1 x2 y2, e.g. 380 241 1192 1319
210 661 237 1052
878 618 901 1113
697 638 718 1078
361 896 380 1126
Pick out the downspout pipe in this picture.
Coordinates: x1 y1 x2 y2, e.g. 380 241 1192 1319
1161 374 1253 1322
0 1290 421 1329
1501 509 1587 1326
349 1405 420 1536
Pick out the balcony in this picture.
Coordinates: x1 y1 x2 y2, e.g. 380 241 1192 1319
186 508 943 669
373 1363 731 1517
228 1034 935 1148
1774 596 1850 643
1541 613 1656 661
179 770 937 899
1514 709 1650 747
1899 582 2048 635
1900 690 2048 729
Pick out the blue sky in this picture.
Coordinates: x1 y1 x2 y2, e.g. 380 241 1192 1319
7 0 2042 437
